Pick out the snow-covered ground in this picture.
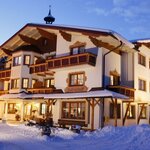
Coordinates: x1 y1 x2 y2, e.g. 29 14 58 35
0 122 150 150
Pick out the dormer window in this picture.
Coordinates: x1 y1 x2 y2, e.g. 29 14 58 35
13 56 21 66
71 46 85 55
70 41 86 55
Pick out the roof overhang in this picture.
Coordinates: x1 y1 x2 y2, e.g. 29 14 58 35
0 90 129 100
0 23 137 57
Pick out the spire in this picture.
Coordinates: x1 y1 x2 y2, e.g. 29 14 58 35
44 5 55 24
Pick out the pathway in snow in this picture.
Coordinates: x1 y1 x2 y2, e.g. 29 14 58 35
0 123 150 150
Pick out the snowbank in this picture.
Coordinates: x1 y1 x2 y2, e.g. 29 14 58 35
0 123 150 150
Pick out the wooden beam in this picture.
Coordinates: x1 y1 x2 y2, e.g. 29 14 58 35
137 104 145 124
36 27 56 40
114 98 117 127
59 30 72 42
91 98 95 130
19 34 37 45
89 36 115 50
100 98 104 128
1 48 12 56
123 102 131 126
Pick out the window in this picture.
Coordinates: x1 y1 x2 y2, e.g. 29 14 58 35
62 101 85 120
13 56 21 66
11 79 19 89
69 72 84 86
8 103 16 114
139 105 147 119
45 78 55 88
25 105 32 116
71 46 85 55
110 75 120 85
31 79 37 88
40 103 47 115
22 78 29 89
109 103 121 119
138 79 146 91
33 56 38 64
138 53 146 66
24 55 30 65
127 105 136 119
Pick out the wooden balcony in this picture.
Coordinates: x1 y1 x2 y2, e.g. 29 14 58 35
47 53 97 69
0 69 11 80
30 63 47 74
27 87 55 94
107 85 135 98
0 90 9 95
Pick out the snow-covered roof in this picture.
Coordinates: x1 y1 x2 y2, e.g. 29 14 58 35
0 90 129 100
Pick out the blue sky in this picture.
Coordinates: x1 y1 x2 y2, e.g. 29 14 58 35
0 0 150 45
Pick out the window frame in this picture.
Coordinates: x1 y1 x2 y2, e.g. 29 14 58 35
11 79 20 89
138 53 146 67
109 102 121 119
70 46 85 55
40 103 47 115
24 55 31 65
44 78 55 88
138 105 147 119
22 78 29 89
61 101 86 120
13 55 22 66
69 72 85 86
7 103 16 114
127 104 136 119
138 78 146 91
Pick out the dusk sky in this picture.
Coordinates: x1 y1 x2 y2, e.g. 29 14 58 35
0 0 150 45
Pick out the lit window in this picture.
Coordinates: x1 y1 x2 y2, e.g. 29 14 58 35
109 103 121 119
13 56 21 66
138 79 146 91
45 79 55 88
24 55 30 65
62 101 85 119
25 105 32 116
22 78 29 89
127 105 136 119
139 105 147 119
8 103 16 114
32 79 37 88
138 53 146 66
70 73 84 86
40 103 46 115
11 79 19 89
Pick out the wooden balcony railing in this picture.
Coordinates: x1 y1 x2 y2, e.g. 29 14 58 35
47 53 97 69
29 53 97 74
30 63 47 74
27 87 55 94
0 69 11 80
0 90 9 95
107 85 135 98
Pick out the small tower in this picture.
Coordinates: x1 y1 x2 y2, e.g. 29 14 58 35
44 5 55 24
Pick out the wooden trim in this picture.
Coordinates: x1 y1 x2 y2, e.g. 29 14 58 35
24 55 31 65
91 98 95 130
114 98 117 127
59 30 72 42
22 78 29 89
69 41 86 49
